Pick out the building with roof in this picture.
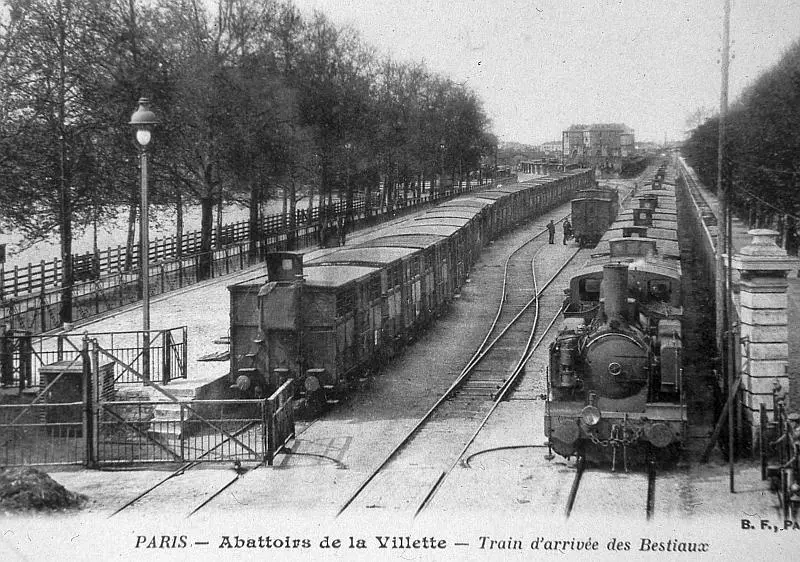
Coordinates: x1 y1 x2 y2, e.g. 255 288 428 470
562 123 635 171
539 141 563 155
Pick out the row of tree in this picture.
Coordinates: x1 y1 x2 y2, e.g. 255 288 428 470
682 38 800 252
0 0 497 322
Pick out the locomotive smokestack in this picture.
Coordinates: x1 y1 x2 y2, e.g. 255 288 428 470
601 263 629 324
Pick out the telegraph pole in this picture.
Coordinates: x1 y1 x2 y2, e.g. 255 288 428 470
716 0 734 492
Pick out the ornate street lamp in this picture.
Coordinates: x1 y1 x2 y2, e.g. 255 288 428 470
129 98 159 381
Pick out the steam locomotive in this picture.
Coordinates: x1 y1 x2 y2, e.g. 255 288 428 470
545 164 687 466
227 170 595 403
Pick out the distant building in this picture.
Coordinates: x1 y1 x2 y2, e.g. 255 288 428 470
636 141 661 153
561 123 635 171
539 141 563 155
518 159 561 176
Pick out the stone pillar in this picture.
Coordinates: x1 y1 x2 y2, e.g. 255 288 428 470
731 229 799 447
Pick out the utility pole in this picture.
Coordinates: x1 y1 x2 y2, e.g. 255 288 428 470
716 0 734 492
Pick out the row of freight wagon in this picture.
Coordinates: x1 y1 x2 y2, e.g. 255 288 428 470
227 169 596 401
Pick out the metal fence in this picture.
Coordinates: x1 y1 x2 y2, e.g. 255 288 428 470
0 328 187 392
0 402 85 466
0 331 294 467
96 399 268 465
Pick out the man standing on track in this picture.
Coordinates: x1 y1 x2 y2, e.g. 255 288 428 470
546 219 555 244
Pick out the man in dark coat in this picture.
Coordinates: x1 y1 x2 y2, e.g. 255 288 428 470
546 219 555 244
563 219 572 244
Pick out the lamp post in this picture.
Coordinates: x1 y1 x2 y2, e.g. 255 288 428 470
130 98 159 381
344 142 353 244
439 139 446 198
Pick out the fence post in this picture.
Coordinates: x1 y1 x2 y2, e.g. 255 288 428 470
91 336 101 465
82 335 96 468
182 327 188 379
180 403 185 461
265 397 273 466
94 268 100 316
162 330 172 385
142 328 150 383
19 331 32 390
0 325 12 387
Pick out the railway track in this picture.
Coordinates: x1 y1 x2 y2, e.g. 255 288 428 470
565 454 658 520
336 219 580 517
108 208 564 519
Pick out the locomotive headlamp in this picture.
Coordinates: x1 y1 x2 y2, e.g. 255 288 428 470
581 405 601 427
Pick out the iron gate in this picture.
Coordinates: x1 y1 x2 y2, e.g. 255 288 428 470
0 350 89 467
91 339 273 465
1 328 293 466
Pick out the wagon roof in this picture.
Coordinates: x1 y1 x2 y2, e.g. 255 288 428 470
617 211 677 222
438 198 492 209
576 188 619 195
413 216 474 227
572 196 617 204
486 183 531 193
572 194 618 202
396 223 463 236
307 246 418 266
577 256 682 280
357 233 444 249
593 238 680 258
637 189 676 199
419 209 480 220
601 227 678 241
303 264 380 287
610 219 677 230
470 191 510 201
627 206 678 214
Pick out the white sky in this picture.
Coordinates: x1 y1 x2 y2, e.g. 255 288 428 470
291 0 800 144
